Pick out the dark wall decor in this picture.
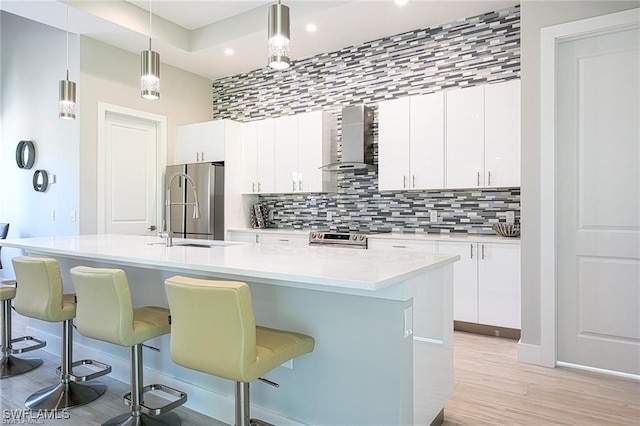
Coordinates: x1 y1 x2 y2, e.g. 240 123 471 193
32 170 49 192
212 5 521 234
16 140 36 169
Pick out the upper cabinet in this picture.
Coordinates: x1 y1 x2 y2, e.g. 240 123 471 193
378 92 445 191
176 120 229 164
241 119 275 194
378 79 520 191
446 80 521 189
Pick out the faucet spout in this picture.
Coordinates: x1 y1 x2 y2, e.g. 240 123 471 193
165 172 201 247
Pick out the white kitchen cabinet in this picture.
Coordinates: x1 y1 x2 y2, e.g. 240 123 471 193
438 241 479 324
273 111 337 194
368 238 437 253
484 79 521 188
445 80 521 189
378 93 445 191
176 120 228 164
478 242 521 329
438 240 521 329
260 233 308 246
226 230 261 244
241 119 275 194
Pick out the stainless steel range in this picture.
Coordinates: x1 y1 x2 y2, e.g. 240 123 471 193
309 231 369 249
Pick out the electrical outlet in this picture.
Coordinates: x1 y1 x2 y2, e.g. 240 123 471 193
326 211 332 221
268 210 274 221
70 210 76 222
506 211 515 224
50 210 56 221
430 210 438 223
404 306 413 338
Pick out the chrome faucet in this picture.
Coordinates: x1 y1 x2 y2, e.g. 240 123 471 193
162 173 200 247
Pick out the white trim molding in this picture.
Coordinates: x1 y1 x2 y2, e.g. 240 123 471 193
538 8 640 369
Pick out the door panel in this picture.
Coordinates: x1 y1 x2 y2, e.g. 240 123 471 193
557 26 640 375
378 98 410 191
410 92 444 190
273 115 298 193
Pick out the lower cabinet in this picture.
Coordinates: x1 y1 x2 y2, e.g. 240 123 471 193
226 230 309 247
367 238 437 252
438 241 521 329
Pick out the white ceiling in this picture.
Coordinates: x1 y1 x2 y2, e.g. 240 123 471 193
0 0 519 81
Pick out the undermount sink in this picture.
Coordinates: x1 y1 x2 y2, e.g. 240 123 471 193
173 241 238 248
174 243 215 248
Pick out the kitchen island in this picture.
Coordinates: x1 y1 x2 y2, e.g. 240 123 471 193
1 234 458 425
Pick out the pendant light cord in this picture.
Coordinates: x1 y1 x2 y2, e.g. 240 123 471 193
65 0 69 78
149 0 153 50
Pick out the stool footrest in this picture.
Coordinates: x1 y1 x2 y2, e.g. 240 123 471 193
123 383 187 416
9 336 46 354
58 359 112 382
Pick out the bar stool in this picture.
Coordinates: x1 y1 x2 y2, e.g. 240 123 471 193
0 279 45 379
164 276 315 426
70 266 187 426
12 256 111 409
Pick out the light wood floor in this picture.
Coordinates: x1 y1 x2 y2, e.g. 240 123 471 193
1 325 638 425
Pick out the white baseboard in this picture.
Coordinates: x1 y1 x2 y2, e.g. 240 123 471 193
557 361 640 381
26 326 305 426
517 340 543 365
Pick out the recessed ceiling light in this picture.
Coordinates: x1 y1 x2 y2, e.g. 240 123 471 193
224 48 234 55
395 0 409 6
306 23 317 33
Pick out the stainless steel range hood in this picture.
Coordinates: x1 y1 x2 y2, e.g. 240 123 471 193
321 105 374 171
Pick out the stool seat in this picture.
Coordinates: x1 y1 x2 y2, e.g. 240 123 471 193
165 276 315 426
12 256 111 409
71 266 187 426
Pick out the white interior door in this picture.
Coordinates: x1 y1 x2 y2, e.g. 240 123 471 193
556 24 640 375
103 112 158 235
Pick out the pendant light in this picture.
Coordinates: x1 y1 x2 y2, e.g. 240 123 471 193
141 0 160 99
268 0 290 70
59 0 76 120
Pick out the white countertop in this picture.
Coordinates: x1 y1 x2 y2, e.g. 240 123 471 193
0 234 458 292
228 228 520 244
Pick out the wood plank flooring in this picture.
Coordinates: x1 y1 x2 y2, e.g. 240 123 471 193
2 322 638 425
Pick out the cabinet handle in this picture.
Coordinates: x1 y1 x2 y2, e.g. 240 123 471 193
392 245 407 249
298 180 302 191
292 180 296 191
477 172 480 186
481 244 485 260
470 243 474 259
403 176 407 189
488 171 492 186
252 182 256 193
412 175 416 188
201 151 205 161
279 239 289 242
258 182 261 192
196 152 200 162
255 234 259 244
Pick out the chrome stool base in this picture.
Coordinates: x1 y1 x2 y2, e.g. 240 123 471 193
25 380 106 410
0 355 43 379
102 412 181 426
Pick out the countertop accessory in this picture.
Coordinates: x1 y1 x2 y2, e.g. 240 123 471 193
251 203 268 229
16 140 36 169
493 223 520 238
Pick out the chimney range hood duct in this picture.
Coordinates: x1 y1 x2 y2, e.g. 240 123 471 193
322 105 374 171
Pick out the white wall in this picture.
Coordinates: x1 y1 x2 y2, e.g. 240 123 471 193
79 37 213 234
519 1 639 349
0 11 80 277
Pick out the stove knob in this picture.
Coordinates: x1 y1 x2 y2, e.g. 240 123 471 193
359 235 365 241
351 235 357 241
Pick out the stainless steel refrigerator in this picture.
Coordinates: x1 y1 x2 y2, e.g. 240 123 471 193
165 162 224 240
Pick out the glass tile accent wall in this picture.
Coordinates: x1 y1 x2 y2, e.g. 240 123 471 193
212 5 521 234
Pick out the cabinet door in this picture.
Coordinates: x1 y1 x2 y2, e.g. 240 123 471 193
261 233 309 246
201 120 225 162
484 80 521 188
478 243 521 329
274 115 298 193
368 238 437 252
176 123 202 164
378 98 410 191
438 241 478 323
241 122 258 194
410 92 445 190
297 111 324 193
446 86 484 189
257 119 275 194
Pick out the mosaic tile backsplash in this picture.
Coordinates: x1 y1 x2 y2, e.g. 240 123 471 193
212 5 521 234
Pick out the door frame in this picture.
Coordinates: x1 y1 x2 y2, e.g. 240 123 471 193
539 8 640 369
97 102 167 234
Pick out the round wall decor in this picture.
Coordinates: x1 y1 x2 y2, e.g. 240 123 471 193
16 140 36 169
32 170 49 192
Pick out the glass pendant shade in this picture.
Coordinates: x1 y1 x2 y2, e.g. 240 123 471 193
58 77 76 120
141 49 160 100
268 2 290 70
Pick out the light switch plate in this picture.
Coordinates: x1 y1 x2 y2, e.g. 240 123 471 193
430 210 438 223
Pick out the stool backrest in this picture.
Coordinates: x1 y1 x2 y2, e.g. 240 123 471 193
69 266 135 346
164 276 257 382
0 223 9 269
12 256 66 321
